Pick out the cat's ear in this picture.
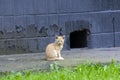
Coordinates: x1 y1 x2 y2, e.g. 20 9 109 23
62 35 65 39
55 35 58 39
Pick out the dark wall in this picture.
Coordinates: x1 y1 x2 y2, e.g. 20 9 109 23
0 0 120 54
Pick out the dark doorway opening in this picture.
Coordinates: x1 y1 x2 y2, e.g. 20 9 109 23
70 29 88 48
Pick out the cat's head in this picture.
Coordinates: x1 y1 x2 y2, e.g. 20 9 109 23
55 35 65 45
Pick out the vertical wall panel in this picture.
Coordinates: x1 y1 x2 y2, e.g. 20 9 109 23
71 0 93 12
113 12 120 32
112 0 120 10
2 16 15 38
27 38 38 52
16 39 28 53
14 16 26 38
0 16 4 38
90 33 114 48
14 0 24 15
48 15 59 36
0 40 5 54
25 15 36 37
90 13 113 34
58 0 72 13
4 39 16 54
0 0 14 15
23 0 34 15
33 0 48 14
58 14 70 35
115 32 120 47
47 0 58 13
35 15 48 37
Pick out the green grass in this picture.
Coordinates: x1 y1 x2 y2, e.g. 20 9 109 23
1 61 120 80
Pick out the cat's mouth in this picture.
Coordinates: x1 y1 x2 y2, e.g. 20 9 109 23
58 43 62 45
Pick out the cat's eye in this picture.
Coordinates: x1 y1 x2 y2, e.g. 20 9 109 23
56 36 58 39
62 36 65 39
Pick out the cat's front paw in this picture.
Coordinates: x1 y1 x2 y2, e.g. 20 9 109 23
59 57 64 60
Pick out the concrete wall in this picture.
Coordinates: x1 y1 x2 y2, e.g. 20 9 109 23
0 0 120 54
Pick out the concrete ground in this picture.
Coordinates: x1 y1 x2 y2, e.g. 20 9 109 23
0 47 120 72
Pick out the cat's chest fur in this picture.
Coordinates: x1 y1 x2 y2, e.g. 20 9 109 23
54 43 63 51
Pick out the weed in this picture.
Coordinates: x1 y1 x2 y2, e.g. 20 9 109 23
1 60 120 80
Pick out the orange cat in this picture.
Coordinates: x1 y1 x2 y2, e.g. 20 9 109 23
45 35 65 61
